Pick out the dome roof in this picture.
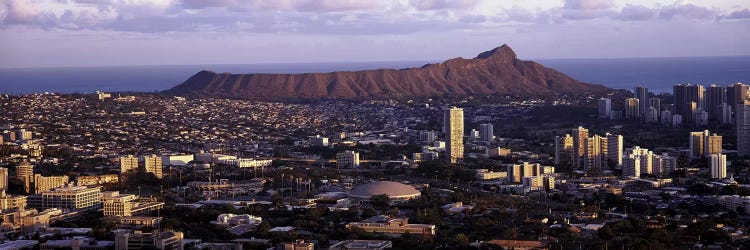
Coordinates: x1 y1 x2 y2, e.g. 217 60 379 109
349 181 420 198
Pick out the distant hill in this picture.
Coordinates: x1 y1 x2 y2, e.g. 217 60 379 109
167 44 610 99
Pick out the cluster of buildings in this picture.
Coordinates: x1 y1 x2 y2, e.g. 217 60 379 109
555 127 623 171
599 83 747 127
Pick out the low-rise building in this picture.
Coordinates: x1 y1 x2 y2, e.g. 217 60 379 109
345 216 436 236
115 230 184 250
76 174 119 186
329 240 393 250
40 186 102 210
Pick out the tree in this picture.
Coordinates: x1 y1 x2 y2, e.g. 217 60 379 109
370 194 391 210
452 233 469 245
598 225 615 240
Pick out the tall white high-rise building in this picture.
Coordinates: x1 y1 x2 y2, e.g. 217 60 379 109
635 86 649 115
555 134 574 166
444 107 464 164
584 135 602 171
652 153 676 177
598 98 611 119
689 130 708 159
144 155 163 179
605 133 623 168
623 155 640 178
710 153 727 179
623 146 653 177
738 101 750 156
572 127 589 169
120 155 139 173
336 150 360 168
419 131 437 145
0 167 7 191
479 123 494 143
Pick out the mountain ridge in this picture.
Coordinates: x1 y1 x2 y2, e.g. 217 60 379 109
167 44 610 99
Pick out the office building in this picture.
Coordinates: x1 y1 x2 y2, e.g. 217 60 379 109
0 191 27 211
738 101 750 156
572 127 588 169
16 162 34 193
40 186 102 210
479 123 494 142
120 155 139 173
635 86 648 115
598 98 611 119
625 98 640 120
444 107 464 164
102 191 164 217
336 150 360 168
144 155 163 179
33 174 69 194
710 154 727 179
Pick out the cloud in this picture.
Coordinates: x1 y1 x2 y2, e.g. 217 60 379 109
410 0 479 10
563 0 615 10
1 0 748 35
659 3 717 20
618 4 656 21
724 9 750 19
179 0 378 12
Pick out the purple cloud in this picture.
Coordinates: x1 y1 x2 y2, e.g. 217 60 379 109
659 3 717 20
410 0 478 10
618 4 656 21
725 9 750 20
563 0 615 10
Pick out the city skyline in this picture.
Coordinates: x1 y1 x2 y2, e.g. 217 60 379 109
1 0 749 68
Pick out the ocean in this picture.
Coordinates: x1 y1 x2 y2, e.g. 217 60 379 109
0 56 748 95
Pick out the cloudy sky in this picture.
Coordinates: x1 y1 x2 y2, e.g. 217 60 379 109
1 0 749 68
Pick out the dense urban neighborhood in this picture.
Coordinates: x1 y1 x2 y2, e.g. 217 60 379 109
1 84 750 249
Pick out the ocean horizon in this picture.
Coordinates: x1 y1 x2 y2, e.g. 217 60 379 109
1 56 749 95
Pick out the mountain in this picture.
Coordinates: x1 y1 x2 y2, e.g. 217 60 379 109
167 44 610 99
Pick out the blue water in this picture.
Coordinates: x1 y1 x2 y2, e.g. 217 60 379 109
0 57 748 94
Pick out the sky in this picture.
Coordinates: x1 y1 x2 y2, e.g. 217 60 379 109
1 0 749 68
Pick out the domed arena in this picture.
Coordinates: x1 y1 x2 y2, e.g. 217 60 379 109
349 181 421 201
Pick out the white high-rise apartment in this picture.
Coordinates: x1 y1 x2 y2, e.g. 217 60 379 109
444 107 464 164
738 101 750 156
598 98 611 119
144 155 163 179
120 155 139 173
479 123 494 143
710 154 727 179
